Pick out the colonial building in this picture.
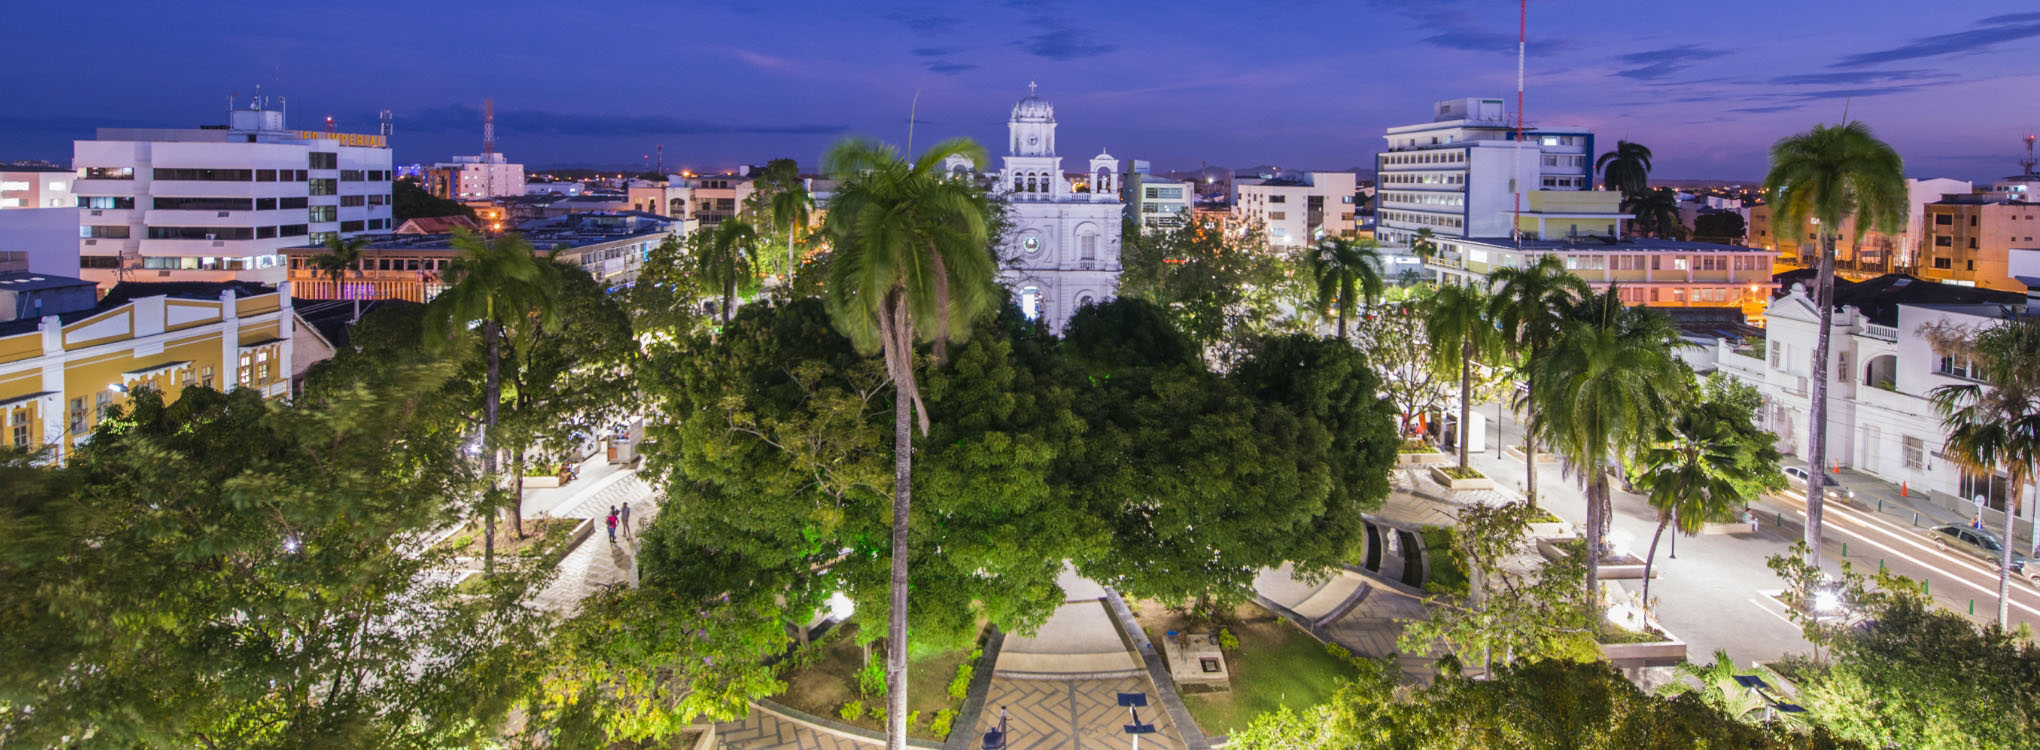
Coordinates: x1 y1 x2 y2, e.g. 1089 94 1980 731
283 211 680 302
980 84 1123 334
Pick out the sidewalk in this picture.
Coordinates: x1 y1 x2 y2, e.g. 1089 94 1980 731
526 466 658 613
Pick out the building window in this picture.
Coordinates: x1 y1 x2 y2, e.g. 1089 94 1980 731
1937 356 1976 379
11 417 26 448
202 366 214 389
69 398 85 433
1903 436 1924 470
309 152 338 169
1769 340 1784 368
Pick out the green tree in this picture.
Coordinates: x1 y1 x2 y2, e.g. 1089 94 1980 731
771 176 816 290
1306 237 1384 341
1657 650 1772 725
422 229 559 574
1426 283 1503 469
1925 316 2040 627
819 135 997 750
698 219 760 326
1596 140 1654 201
1487 255 1589 509
1399 502 1600 672
1693 212 1748 244
1531 291 1683 607
1117 218 1288 356
0 380 548 748
1626 187 1686 239
623 234 705 338
393 176 479 221
1763 120 1907 566
1410 226 1441 262
306 233 369 322
1354 289 1453 437
1631 391 1764 608
496 262 638 537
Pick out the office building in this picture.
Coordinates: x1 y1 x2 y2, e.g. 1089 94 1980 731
1122 161 1193 231
71 96 393 289
0 277 300 462
0 208 84 276
1917 195 2040 291
1233 171 1358 246
1749 177 1971 277
1 164 75 210
1374 97 1594 249
282 211 679 302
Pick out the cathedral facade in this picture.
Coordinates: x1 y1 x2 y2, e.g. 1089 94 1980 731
972 84 1123 335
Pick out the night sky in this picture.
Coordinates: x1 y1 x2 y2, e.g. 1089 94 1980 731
6 1 2036 181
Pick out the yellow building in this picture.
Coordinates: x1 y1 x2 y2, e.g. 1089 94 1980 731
0 276 296 460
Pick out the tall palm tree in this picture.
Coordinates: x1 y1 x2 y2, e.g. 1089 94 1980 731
1410 227 1440 261
1306 237 1384 341
421 230 559 575
1426 283 1501 469
307 234 369 322
1625 187 1685 239
1928 316 2040 627
697 219 759 326
1596 140 1653 200
1487 255 1589 510
771 180 815 289
821 135 997 750
1532 292 1682 607
1763 121 1907 566
1632 407 1750 608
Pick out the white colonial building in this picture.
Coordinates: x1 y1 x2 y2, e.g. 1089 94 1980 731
1703 261 2039 535
975 84 1123 334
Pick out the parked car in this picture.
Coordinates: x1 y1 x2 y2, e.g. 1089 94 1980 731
1782 465 1855 503
1927 524 2040 585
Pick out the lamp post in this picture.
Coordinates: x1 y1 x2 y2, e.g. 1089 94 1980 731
980 706 1007 750
1118 693 1155 750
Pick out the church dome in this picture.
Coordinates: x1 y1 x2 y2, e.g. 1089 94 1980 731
1012 83 1055 123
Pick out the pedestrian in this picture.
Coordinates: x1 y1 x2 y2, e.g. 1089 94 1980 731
620 501 633 540
1746 507 1759 534
1971 513 1984 530
606 505 619 543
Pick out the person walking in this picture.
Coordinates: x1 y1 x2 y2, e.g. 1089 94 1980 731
1745 507 1759 534
619 501 634 540
606 505 619 543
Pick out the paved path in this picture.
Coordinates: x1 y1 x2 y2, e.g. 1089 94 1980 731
717 712 880 750
977 677 1186 750
528 473 657 613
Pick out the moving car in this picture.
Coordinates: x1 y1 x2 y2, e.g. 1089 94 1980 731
1927 524 2040 585
1782 465 1855 504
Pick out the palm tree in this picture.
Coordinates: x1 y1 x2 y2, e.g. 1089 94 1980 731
1410 227 1440 261
1632 406 1751 608
1596 140 1653 200
1425 283 1501 469
1763 121 1908 566
821 135 997 750
1306 237 1384 341
1625 187 1685 239
1487 255 1589 510
1928 316 2040 627
697 219 759 326
1659 650 1770 723
421 230 559 575
307 234 369 322
1532 291 1682 607
771 179 815 289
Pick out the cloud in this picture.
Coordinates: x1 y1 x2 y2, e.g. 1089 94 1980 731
1769 69 1949 86
1014 18 1117 60
730 49 798 72
1417 11 1563 55
910 47 960 57
1834 12 2040 67
879 8 958 32
1613 45 1728 80
391 106 848 137
1727 105 1804 114
923 61 977 75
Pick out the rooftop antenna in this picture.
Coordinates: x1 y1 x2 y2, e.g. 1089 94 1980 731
483 98 496 155
2020 134 2036 176
253 84 263 110
228 92 236 118
657 143 664 175
907 87 923 155
379 109 393 137
1512 0 1526 250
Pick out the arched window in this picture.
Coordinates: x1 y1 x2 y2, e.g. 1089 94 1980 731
1014 175 1024 192
1095 168 1111 194
1019 286 1043 320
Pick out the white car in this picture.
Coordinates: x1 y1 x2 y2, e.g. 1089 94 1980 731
1783 466 1854 504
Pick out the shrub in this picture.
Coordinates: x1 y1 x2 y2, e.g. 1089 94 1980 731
929 709 957 738
947 663 975 700
1325 642 1352 661
905 710 921 729
839 700 864 721
1217 628 1240 651
868 702 886 720
858 658 888 697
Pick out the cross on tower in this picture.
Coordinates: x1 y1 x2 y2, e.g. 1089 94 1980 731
1028 81 1037 96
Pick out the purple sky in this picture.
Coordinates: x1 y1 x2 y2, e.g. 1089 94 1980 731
6 1 2036 181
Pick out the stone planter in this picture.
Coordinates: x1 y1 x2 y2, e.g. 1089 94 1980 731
1397 450 1450 467
1527 521 1571 539
521 475 561 489
1600 635 1688 667
1429 465 1495 491
1503 445 1560 464
1535 538 1653 579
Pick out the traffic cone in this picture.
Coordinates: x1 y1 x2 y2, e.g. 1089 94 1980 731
1832 460 1841 474
1901 481 1908 497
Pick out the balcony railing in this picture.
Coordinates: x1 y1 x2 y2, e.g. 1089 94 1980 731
1862 323 1899 341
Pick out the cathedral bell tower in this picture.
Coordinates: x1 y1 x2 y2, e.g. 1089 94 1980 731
1009 81 1056 156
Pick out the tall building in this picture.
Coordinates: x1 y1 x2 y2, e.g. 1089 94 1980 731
1749 177 1972 277
981 84 1122 334
1232 171 1358 246
424 99 526 200
1917 195 2040 291
1374 97 1593 248
71 97 393 288
1122 161 1193 231
1 164 75 210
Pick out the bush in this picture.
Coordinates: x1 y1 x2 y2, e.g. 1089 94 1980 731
1324 642 1352 662
868 702 886 720
1437 465 1484 480
1398 438 1438 454
839 700 863 721
946 662 975 700
1418 526 1469 597
1217 628 1240 651
905 710 921 729
858 657 888 697
929 708 957 738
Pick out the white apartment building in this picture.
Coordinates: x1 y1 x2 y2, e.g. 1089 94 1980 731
1122 161 1193 231
72 99 393 288
1233 171 1358 247
1 165 75 210
1375 97 1593 249
1706 262 2039 535
427 153 526 199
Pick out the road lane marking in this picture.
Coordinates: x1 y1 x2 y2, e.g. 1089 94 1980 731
1786 508 2040 618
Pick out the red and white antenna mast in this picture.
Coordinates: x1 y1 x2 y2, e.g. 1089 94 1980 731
483 98 496 155
1513 0 1526 250
2021 133 2036 176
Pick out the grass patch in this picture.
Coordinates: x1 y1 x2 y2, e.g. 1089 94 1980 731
1133 600 1360 737
771 622 975 741
1436 465 1485 480
1399 438 1440 454
439 517 580 560
1527 508 1563 524
1419 526 1469 597
1595 621 1669 644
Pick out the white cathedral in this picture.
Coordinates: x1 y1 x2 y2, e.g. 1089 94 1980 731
952 84 1123 335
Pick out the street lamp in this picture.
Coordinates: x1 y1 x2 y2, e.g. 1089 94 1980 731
981 706 1008 750
1118 693 1155 750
